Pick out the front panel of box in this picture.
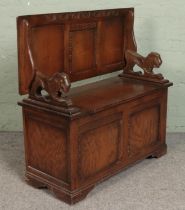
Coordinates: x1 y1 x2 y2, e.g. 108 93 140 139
75 91 166 187
78 113 123 180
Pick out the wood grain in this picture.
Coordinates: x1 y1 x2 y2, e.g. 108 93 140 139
25 114 68 182
17 8 135 94
128 105 160 156
78 116 122 179
17 8 172 205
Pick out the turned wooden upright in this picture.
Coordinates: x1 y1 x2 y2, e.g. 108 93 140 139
17 8 172 204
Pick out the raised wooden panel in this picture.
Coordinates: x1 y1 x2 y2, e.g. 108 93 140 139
128 105 160 156
26 116 67 182
31 25 64 77
78 117 122 179
98 17 124 67
69 23 96 74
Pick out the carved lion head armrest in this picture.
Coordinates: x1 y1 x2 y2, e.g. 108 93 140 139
29 71 73 107
120 50 169 84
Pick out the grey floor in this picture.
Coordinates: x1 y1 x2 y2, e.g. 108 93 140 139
0 132 185 210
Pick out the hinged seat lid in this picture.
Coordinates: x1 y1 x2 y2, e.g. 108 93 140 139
17 8 136 95
67 76 163 113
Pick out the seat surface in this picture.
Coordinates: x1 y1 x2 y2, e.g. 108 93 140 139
69 76 161 113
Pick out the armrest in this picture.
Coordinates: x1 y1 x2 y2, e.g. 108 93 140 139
29 71 73 107
120 50 167 83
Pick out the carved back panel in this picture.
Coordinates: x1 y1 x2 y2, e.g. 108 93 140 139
17 8 137 95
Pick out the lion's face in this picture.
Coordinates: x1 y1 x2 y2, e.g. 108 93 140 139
48 72 71 98
148 52 162 68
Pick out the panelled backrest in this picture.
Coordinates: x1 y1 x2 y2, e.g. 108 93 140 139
17 8 137 95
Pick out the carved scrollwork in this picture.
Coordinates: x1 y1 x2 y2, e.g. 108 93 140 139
29 71 72 106
121 50 165 82
44 9 122 22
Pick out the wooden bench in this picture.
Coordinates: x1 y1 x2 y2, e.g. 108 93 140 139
17 8 172 204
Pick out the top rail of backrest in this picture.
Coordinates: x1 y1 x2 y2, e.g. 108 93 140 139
17 8 137 95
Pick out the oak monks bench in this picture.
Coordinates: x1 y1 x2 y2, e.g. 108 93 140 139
17 8 172 204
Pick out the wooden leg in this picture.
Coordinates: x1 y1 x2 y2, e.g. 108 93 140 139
147 144 167 159
51 185 95 205
25 175 47 189
25 173 94 205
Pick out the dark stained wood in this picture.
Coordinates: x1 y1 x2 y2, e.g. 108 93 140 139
78 113 122 179
31 25 65 77
17 8 172 205
128 104 160 156
25 115 68 181
68 77 168 113
17 8 136 95
120 50 169 83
